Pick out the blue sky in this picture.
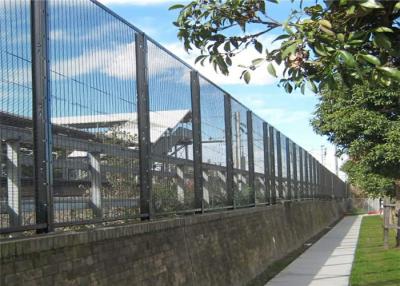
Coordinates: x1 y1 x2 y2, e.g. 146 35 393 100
96 0 346 178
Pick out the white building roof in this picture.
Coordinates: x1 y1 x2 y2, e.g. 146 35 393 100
52 109 191 143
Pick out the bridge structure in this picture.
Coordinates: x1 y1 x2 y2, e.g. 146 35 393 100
0 0 347 235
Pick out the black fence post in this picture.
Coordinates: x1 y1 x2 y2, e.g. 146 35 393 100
247 111 255 205
190 71 204 212
299 147 303 200
304 152 309 199
135 32 152 219
285 138 291 201
31 0 53 233
276 131 283 201
269 127 276 204
311 156 315 199
224 94 234 208
292 144 298 200
263 123 270 204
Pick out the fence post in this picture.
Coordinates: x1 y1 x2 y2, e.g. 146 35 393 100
269 126 276 204
31 0 53 233
224 94 234 208
299 147 303 200
285 138 291 201
383 197 390 249
135 32 152 219
293 144 298 200
190 71 204 212
307 154 317 199
263 123 270 204
304 152 309 199
276 131 283 201
247 111 255 205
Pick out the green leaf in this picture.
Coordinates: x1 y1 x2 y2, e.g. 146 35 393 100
373 27 393 33
395 1 400 12
243 70 251 83
338 50 356 67
346 5 356 15
223 42 231 52
267 63 277 78
300 83 305 95
320 25 335 36
254 41 263 54
359 0 384 9
226 56 232 66
284 82 293 93
377 66 400 80
281 43 297 58
359 54 381 66
252 58 264 65
272 34 291 43
314 43 327 56
169 4 185 10
267 0 279 3
373 33 392 49
318 20 332 29
307 80 318 93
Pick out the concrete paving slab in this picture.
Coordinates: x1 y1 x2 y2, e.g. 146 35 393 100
265 215 363 286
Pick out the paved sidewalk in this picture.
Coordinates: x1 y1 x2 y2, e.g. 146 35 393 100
266 215 363 286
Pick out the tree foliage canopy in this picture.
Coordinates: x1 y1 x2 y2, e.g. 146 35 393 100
171 0 400 93
312 82 400 196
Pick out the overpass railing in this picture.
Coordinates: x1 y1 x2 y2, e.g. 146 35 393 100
0 0 348 235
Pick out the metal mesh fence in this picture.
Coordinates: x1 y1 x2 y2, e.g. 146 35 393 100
0 0 348 235
48 0 140 224
231 99 251 207
252 115 266 204
147 39 194 214
0 0 35 229
199 77 229 210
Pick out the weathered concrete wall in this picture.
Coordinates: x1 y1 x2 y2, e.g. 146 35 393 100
0 200 347 286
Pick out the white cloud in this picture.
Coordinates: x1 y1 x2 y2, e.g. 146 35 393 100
51 41 186 81
256 108 311 125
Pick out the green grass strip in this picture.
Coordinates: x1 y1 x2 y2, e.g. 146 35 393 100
350 215 400 286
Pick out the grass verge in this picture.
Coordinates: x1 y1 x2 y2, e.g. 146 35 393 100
350 215 400 286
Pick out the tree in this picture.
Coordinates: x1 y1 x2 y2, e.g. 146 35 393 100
171 0 400 245
171 0 400 90
312 83 400 196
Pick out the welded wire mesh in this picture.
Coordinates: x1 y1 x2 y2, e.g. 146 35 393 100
273 128 281 200
48 0 140 224
146 39 194 214
231 99 251 206
252 115 266 204
280 134 289 199
0 0 35 229
0 0 348 235
199 77 229 209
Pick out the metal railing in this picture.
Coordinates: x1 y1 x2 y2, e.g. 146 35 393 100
0 0 348 235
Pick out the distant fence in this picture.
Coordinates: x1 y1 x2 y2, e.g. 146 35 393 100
0 0 348 235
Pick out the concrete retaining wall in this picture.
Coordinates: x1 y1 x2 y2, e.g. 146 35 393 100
0 200 347 286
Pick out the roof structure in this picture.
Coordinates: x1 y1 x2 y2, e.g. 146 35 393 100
52 109 191 144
